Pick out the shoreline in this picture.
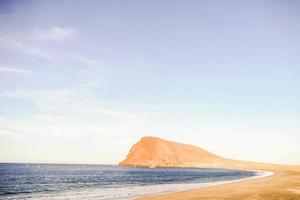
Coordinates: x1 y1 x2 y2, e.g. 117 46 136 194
136 169 274 199
138 166 300 200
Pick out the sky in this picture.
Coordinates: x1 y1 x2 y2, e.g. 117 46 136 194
0 0 299 165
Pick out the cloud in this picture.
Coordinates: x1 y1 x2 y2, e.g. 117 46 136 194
0 85 150 163
2 85 145 131
0 66 32 74
0 27 100 65
0 36 57 61
32 27 75 41
3 88 140 119
0 26 75 61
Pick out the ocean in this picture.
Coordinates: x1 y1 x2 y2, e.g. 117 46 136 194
0 163 258 199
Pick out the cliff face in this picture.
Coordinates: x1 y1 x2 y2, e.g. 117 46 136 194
119 136 227 168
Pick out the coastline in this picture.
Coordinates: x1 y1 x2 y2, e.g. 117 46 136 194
138 167 300 200
136 169 273 200
118 137 299 200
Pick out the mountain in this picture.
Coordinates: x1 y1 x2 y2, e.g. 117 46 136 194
119 136 227 168
119 136 293 169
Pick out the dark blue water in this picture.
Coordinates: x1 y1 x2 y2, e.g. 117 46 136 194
0 163 257 199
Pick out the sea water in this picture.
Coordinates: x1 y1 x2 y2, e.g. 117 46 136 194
0 163 258 199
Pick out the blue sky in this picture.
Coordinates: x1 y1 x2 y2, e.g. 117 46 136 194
0 0 299 164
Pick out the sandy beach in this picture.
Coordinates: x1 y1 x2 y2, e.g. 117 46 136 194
120 137 300 200
138 166 300 200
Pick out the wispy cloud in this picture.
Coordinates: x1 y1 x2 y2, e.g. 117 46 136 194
2 87 142 122
32 27 75 41
0 26 75 61
0 85 149 163
0 27 100 66
0 36 57 61
0 66 32 74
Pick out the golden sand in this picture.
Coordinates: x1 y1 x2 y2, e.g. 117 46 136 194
138 167 300 200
